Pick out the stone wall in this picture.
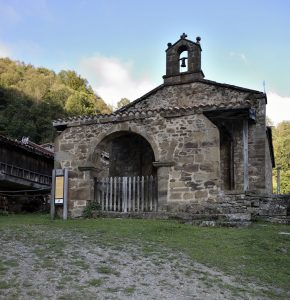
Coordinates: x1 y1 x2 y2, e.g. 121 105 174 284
167 114 220 209
248 98 267 191
127 81 261 111
55 111 220 217
127 81 268 193
54 80 271 218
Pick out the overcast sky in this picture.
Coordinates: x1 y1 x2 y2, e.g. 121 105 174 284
0 0 289 124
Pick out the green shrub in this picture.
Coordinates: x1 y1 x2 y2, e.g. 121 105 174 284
82 201 101 218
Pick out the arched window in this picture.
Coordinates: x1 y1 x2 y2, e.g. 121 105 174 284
179 47 188 73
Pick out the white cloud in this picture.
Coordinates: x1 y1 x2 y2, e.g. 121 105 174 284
267 91 290 125
79 54 156 107
0 43 12 58
229 51 247 64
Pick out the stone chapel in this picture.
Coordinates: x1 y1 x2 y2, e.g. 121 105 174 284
53 34 276 220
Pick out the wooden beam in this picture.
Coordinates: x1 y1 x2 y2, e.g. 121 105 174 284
50 169 56 220
230 140 235 190
243 119 249 191
63 168 68 220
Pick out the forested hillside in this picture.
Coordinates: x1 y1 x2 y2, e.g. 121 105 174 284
0 58 112 143
272 121 290 194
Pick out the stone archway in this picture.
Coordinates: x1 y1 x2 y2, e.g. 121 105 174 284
91 131 158 213
92 130 157 178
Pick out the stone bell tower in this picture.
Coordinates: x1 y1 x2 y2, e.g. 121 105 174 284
163 33 204 85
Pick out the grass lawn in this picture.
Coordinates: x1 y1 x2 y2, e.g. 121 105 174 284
0 213 290 298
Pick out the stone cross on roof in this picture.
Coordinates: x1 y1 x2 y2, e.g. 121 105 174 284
180 33 187 39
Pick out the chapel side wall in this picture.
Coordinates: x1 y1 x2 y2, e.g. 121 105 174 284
248 98 267 191
167 114 220 213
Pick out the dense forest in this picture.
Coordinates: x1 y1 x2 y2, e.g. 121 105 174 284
272 121 290 194
0 58 112 144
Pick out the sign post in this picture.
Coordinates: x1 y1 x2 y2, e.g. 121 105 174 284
51 168 68 220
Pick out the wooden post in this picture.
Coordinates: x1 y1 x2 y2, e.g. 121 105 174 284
230 140 235 190
154 176 158 211
114 177 117 211
149 175 153 211
119 177 122 211
105 177 109 211
137 176 140 212
128 177 131 212
132 176 136 212
141 176 144 212
101 178 104 211
63 168 68 220
277 167 281 194
123 177 128 212
50 169 56 220
243 119 249 191
95 179 98 204
109 177 113 210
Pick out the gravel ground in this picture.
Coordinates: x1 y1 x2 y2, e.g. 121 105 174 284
0 226 272 300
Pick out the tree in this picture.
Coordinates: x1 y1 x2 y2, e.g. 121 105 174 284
65 91 98 116
116 98 130 109
0 58 112 143
272 121 290 194
58 70 89 92
95 97 113 114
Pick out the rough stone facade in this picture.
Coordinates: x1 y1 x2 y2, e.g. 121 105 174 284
53 34 284 222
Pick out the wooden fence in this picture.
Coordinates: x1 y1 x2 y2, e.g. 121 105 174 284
95 176 158 212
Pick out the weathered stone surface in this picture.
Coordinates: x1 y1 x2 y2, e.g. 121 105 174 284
183 163 199 172
200 164 214 172
195 190 208 199
53 35 275 221
184 142 198 148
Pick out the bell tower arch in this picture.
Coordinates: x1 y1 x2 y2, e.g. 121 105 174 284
163 33 204 85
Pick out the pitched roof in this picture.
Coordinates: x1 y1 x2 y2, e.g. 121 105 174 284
53 78 266 130
0 135 54 159
117 78 266 113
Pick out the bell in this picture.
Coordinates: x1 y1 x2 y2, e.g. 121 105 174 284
180 57 187 68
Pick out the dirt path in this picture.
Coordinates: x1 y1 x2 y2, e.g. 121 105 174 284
0 226 271 299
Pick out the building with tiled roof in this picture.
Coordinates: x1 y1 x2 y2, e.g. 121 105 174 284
53 34 276 221
0 135 53 212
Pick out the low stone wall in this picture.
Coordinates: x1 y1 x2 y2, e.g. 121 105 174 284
253 195 290 224
215 193 290 224
86 193 290 226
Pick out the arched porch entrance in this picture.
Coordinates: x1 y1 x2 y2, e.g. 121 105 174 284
93 131 158 212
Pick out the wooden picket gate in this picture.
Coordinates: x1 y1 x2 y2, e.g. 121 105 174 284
95 176 158 212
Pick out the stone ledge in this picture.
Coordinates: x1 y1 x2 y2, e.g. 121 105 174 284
153 161 175 168
89 211 252 227
78 166 99 172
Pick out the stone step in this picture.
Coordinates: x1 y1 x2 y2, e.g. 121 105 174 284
90 211 252 227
